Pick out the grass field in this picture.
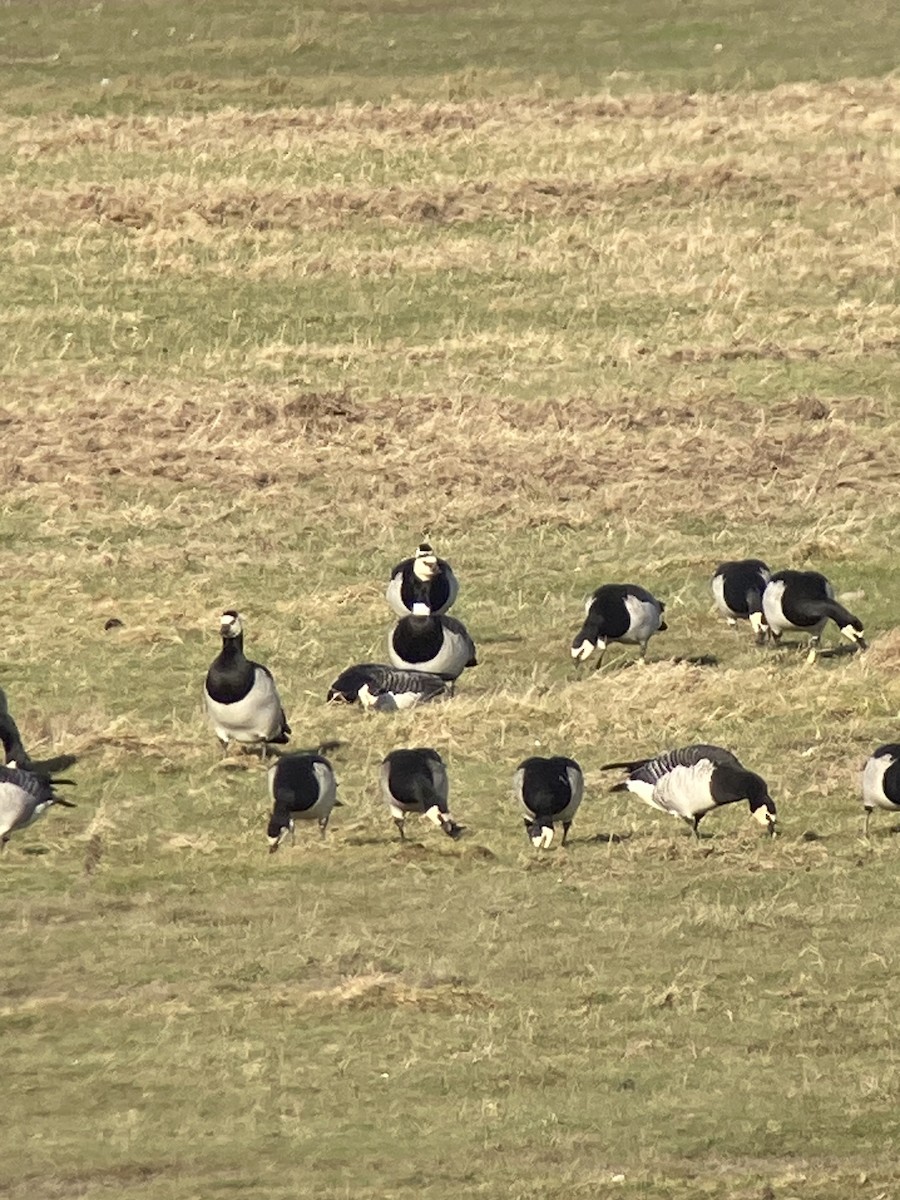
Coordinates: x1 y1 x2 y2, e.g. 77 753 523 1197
2 2 900 1197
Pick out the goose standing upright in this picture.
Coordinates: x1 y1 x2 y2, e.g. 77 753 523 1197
388 604 477 681
204 610 290 756
602 744 776 838
571 583 666 669
380 748 462 840
266 752 339 851
762 570 866 663
711 559 771 642
861 743 900 837
386 542 459 617
0 764 76 851
513 755 584 849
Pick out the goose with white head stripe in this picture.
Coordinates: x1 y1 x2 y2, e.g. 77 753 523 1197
204 610 290 757
602 744 776 839
571 583 666 670
513 756 584 849
386 542 459 617
762 570 866 663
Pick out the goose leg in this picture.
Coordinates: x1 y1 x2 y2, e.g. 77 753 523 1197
561 821 572 847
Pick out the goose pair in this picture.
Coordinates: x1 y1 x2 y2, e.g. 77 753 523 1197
266 747 463 850
713 560 866 661
385 542 476 682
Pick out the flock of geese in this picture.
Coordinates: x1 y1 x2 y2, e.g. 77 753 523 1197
0 544 896 855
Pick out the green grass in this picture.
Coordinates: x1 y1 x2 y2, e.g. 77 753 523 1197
2 0 899 114
3 3 900 1197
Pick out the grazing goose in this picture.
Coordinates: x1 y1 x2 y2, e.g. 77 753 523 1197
0 764 76 851
602 744 776 838
571 583 666 669
712 559 771 642
204 610 290 756
0 688 30 767
762 570 866 662
267 752 339 852
388 604 477 680
380 748 462 840
861 743 900 837
327 663 449 711
513 755 584 849
386 542 459 617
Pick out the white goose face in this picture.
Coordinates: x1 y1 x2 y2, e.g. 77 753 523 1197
841 624 866 647
413 548 439 582
748 611 766 635
531 825 554 849
423 804 444 828
571 638 601 662
220 610 243 639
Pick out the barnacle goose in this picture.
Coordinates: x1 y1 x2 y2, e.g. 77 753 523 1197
380 748 463 840
388 604 477 680
327 663 449 711
385 542 459 617
513 756 584 849
861 743 900 837
266 752 339 852
602 744 776 838
712 559 771 642
203 610 290 756
762 570 866 662
571 583 666 669
0 764 76 851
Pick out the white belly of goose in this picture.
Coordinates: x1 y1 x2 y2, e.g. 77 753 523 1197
205 668 285 743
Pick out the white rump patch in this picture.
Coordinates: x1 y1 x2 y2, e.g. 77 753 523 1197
411 602 431 617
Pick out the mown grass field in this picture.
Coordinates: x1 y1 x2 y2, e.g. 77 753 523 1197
2 2 900 1197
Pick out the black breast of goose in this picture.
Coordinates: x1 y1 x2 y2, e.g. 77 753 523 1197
388 604 477 680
